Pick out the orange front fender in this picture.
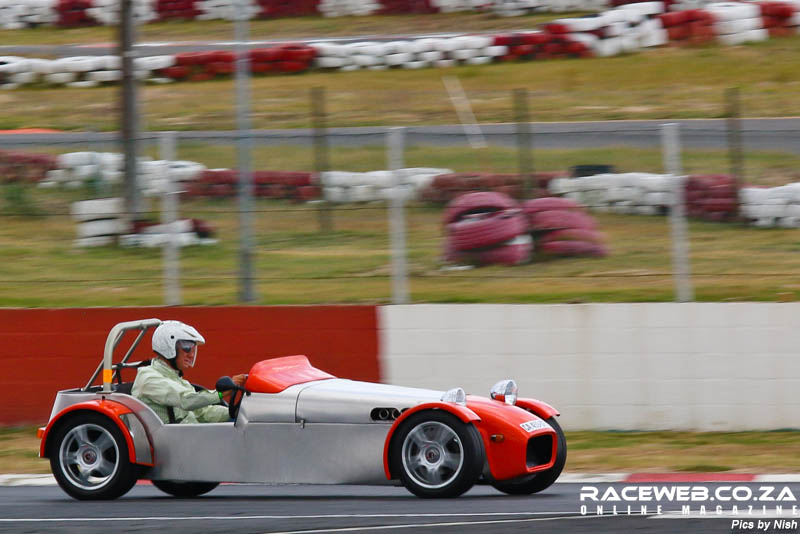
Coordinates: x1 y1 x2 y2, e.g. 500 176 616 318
382 402 480 480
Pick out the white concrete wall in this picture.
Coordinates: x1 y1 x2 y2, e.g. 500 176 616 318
379 303 800 431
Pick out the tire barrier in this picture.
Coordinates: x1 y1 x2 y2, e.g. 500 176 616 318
9 147 800 230
186 169 317 200
5 1 800 88
40 151 206 196
0 149 57 183
739 183 800 228
443 192 534 266
685 173 738 222
442 191 608 265
70 196 217 247
420 171 566 204
322 168 449 203
549 172 677 216
527 198 608 257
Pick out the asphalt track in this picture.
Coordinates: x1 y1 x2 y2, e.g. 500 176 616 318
3 483 799 534
2 119 800 154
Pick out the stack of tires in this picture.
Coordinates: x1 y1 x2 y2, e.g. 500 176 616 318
525 196 608 257
0 150 57 183
256 0 320 17
186 169 318 201
421 172 564 203
155 0 201 20
685 174 738 222
443 192 532 266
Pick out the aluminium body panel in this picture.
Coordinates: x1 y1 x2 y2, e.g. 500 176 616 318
294 379 444 423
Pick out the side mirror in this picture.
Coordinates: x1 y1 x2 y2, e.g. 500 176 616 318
215 376 238 392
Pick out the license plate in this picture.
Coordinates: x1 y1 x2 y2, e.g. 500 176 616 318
520 419 550 432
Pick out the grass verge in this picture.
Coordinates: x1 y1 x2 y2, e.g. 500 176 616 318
3 37 800 131
5 425 799 474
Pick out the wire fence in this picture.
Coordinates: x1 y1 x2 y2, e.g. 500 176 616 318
2 89 800 306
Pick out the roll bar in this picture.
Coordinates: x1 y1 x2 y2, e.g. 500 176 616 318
84 319 162 393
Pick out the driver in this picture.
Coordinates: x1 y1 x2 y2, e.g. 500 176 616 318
132 320 246 424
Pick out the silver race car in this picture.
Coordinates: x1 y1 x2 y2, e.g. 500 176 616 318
39 319 566 499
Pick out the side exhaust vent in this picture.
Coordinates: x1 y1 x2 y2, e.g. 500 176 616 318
371 407 401 422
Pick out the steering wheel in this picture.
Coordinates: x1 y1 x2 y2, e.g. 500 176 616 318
215 376 246 420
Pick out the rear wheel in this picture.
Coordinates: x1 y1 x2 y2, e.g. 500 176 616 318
152 480 219 497
491 416 567 495
392 411 483 498
50 413 139 500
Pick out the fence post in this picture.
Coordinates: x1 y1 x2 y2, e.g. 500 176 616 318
159 131 181 306
661 123 694 303
234 0 256 303
312 86 333 233
726 87 744 206
513 88 535 199
120 0 141 221
387 127 409 304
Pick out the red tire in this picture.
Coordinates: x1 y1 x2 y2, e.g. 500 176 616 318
443 191 519 225
530 210 597 232
274 60 309 73
539 240 608 257
448 210 527 251
473 236 533 266
522 196 582 215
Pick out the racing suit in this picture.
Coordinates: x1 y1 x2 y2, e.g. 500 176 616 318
132 358 229 424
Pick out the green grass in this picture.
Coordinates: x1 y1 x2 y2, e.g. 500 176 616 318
0 12 589 46
3 144 800 306
4 36 800 131
5 426 800 474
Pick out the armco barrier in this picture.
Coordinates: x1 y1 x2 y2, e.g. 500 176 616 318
379 303 800 431
0 306 379 425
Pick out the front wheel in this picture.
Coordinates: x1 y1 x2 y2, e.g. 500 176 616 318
50 413 139 500
392 410 484 498
491 416 567 495
152 480 219 497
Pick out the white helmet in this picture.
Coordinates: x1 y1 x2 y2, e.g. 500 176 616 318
152 320 205 361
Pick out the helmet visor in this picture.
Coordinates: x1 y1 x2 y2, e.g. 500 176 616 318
177 340 198 368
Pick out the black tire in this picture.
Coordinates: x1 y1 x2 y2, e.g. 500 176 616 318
491 416 567 495
391 410 483 498
152 480 219 497
49 412 140 500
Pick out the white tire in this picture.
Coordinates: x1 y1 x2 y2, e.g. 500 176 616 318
77 218 129 238
67 80 100 88
9 71 37 84
353 54 381 67
483 45 509 57
99 55 121 70
434 59 457 68
44 72 76 84
87 70 122 82
384 41 413 54
135 55 175 71
465 56 491 65
71 197 125 222
316 56 348 68
386 52 412 66
452 48 478 60
420 50 444 62
706 1 761 21
27 58 54 74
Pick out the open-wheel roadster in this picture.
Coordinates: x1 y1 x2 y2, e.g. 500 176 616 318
39 319 566 499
